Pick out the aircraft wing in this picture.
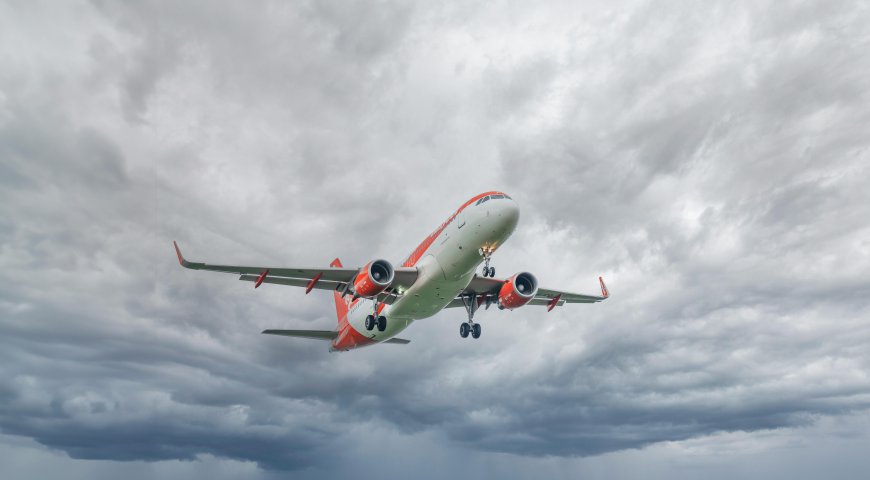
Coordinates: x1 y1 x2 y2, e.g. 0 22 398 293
445 275 609 310
173 241 418 304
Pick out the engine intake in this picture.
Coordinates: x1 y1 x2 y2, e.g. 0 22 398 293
498 272 538 310
353 259 395 297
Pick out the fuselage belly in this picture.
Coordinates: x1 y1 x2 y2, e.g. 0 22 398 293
341 196 520 346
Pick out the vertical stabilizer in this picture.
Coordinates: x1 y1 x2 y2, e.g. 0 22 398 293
330 258 349 326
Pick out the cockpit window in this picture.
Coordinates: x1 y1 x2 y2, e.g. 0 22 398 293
503 194 511 199
476 196 491 205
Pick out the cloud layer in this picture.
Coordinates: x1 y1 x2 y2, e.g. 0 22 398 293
2 0 869 477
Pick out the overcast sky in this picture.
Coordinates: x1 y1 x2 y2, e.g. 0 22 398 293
2 0 870 478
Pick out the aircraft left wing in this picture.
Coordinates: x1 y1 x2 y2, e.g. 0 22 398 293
445 275 609 311
173 241 418 303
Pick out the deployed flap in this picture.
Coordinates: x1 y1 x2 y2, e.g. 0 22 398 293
383 337 411 345
262 329 337 340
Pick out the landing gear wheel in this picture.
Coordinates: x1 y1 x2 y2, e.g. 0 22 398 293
459 323 470 338
471 323 482 339
365 315 375 331
377 316 387 332
480 246 495 277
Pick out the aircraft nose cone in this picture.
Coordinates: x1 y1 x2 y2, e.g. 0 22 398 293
502 198 520 230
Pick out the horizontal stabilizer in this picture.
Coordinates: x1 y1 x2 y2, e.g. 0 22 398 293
262 329 410 345
262 329 337 340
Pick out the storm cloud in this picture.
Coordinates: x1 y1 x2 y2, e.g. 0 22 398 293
2 0 870 478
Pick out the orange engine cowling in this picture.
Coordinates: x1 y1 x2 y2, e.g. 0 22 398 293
498 272 539 310
353 259 395 298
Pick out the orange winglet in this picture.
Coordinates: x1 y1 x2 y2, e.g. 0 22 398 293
599 277 609 298
254 269 270 289
305 272 322 294
547 294 562 312
173 241 186 266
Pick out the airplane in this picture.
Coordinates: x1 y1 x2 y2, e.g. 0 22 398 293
173 191 609 351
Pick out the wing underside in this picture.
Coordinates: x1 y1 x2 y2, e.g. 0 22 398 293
445 275 609 310
173 241 416 304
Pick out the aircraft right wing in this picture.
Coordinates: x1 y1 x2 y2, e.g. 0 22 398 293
445 275 609 311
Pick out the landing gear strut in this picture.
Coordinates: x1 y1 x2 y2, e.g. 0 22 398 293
365 298 387 332
459 294 483 339
479 247 496 277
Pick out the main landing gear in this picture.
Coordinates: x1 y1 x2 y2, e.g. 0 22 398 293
479 247 496 277
364 299 387 332
459 294 483 339
459 322 481 339
365 315 386 332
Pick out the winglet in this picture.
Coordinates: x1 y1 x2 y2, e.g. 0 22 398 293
173 241 187 266
599 276 609 298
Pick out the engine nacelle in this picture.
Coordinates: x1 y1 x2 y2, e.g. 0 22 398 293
498 272 539 310
353 259 395 298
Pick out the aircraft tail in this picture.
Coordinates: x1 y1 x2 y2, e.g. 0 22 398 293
330 258 349 326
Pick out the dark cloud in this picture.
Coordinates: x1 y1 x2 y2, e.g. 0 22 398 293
1 0 870 477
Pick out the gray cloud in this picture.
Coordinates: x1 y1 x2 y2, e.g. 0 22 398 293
1 0 870 477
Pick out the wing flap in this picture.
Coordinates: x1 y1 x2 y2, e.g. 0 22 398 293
443 297 565 309
239 274 342 291
536 288 603 304
240 274 402 304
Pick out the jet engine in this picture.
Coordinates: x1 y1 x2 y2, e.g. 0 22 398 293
498 272 538 310
353 259 395 297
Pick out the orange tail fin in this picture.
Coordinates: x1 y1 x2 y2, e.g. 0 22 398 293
331 258 349 326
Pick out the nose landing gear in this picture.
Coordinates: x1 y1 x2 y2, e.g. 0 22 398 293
479 247 496 277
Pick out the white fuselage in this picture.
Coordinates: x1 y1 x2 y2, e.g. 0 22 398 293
344 197 520 342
